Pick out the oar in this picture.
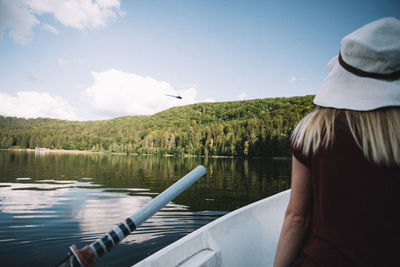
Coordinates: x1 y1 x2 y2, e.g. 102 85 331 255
56 165 206 267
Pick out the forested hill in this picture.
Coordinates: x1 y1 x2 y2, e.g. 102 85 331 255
0 95 315 157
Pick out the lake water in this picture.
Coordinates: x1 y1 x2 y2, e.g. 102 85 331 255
0 150 291 266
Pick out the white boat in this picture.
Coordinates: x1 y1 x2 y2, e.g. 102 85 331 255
133 189 290 267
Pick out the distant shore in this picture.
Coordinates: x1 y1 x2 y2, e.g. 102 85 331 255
10 148 95 154
5 148 180 157
3 148 290 159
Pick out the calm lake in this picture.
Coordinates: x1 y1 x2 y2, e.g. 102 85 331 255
0 150 291 266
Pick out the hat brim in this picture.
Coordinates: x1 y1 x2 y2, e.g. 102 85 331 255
313 57 400 111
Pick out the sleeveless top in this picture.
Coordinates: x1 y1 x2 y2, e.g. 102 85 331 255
288 112 400 267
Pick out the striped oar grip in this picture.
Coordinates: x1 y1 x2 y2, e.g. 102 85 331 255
89 217 137 258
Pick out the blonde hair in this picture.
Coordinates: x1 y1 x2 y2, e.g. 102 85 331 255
291 107 400 166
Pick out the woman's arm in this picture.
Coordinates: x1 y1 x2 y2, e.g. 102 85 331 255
273 155 313 267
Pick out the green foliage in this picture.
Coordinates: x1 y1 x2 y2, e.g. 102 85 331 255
0 95 315 156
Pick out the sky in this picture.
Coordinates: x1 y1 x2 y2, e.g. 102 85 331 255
0 0 399 121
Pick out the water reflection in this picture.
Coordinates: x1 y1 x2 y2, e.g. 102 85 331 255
0 150 291 266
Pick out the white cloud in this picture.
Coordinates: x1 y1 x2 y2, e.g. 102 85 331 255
0 70 199 121
289 76 307 83
58 57 84 66
204 98 216 102
0 0 40 44
237 92 248 100
0 91 78 120
42 23 59 34
27 0 123 29
83 69 198 117
58 57 71 66
0 0 122 44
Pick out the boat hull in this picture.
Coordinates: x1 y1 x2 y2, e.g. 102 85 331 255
133 189 290 267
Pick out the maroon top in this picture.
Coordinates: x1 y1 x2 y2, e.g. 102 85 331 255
289 111 400 267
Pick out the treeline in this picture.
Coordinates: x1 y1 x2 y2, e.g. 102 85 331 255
0 95 315 157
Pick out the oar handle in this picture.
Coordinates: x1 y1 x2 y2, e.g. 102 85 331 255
58 165 206 267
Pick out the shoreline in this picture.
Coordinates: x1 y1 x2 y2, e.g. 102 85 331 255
3 148 290 159
13 148 96 154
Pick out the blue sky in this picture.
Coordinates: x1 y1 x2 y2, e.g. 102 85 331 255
0 0 399 121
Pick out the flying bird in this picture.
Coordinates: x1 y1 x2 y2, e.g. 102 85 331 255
166 94 182 99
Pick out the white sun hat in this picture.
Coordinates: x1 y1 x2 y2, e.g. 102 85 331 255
314 17 400 111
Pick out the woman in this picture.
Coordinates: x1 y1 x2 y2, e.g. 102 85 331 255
274 17 400 267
